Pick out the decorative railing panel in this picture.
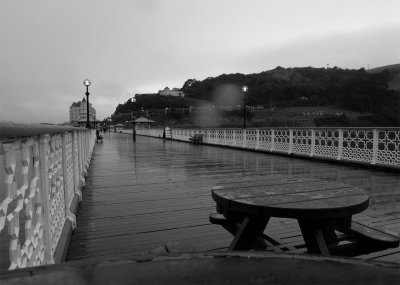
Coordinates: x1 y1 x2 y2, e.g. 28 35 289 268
314 129 339 159
225 129 235 147
43 134 67 256
216 129 225 145
377 129 400 166
258 129 273 151
274 129 290 153
0 124 95 270
1 139 46 270
342 129 374 163
72 132 81 200
137 127 399 169
63 133 74 211
291 129 312 156
235 129 244 148
208 129 217 145
245 129 257 149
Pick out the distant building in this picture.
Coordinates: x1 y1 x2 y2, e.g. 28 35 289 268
158 87 184 97
69 98 96 126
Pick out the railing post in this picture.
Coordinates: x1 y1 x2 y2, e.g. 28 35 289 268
271 129 275 152
288 129 293 154
71 131 82 201
39 134 55 265
61 133 68 214
338 129 343 160
3 142 19 269
310 129 315 157
61 132 76 229
224 129 227 145
372 129 379 164
255 129 260 150
233 130 237 147
83 131 89 175
243 129 247 148
78 131 86 187
84 131 90 172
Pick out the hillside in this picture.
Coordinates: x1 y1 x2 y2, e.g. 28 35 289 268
114 94 209 114
181 66 400 126
367 63 400 90
112 65 400 127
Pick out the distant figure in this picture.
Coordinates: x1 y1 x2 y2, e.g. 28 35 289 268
96 129 103 143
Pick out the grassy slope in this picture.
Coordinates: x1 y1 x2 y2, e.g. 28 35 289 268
133 65 400 127
367 63 400 90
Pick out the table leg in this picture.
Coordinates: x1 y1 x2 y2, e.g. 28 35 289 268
228 216 269 251
298 219 334 256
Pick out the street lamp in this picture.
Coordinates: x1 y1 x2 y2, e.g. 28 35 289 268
242 85 248 129
83 79 91 129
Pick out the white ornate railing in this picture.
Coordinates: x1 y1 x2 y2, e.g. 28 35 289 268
0 123 95 270
137 127 400 169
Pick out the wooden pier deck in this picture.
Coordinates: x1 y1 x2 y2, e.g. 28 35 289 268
66 132 400 264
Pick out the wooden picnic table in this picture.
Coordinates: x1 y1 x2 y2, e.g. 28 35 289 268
211 176 370 256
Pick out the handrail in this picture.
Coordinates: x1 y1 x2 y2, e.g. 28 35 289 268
137 127 400 169
0 122 86 140
0 123 95 270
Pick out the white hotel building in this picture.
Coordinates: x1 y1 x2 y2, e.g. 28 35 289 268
69 98 96 126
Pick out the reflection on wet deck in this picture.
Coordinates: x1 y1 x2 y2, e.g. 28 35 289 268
67 132 400 263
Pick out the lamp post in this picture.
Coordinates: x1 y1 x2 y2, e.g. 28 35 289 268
83 79 91 129
242 85 248 129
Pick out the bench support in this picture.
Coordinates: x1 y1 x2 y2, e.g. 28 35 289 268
229 216 269 250
339 221 399 248
210 213 400 257
298 219 331 256
210 213 273 250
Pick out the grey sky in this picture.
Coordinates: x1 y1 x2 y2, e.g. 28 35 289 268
1 0 399 124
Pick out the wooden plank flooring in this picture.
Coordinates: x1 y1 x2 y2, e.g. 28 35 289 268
67 132 400 264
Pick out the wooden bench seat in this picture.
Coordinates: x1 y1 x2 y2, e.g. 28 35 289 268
189 134 204 144
209 213 284 252
210 213 400 257
343 221 399 248
209 213 239 236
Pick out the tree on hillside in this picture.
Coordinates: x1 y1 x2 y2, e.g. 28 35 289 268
112 66 400 126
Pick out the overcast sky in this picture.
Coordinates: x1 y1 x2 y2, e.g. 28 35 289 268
1 0 399 124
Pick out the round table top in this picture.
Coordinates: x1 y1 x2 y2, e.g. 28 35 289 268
212 176 370 219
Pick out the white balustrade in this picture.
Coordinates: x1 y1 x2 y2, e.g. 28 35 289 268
138 127 399 169
377 129 400 166
0 126 95 270
245 129 257 149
